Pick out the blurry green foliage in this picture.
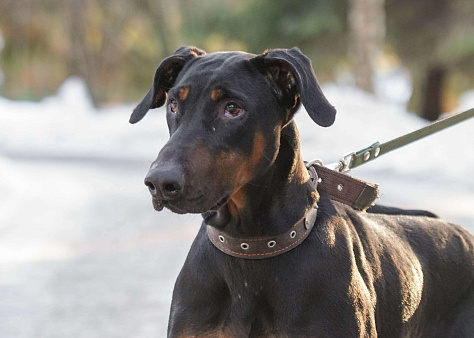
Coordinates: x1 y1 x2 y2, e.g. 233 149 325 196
0 0 349 105
180 0 348 80
0 0 174 103
0 0 473 110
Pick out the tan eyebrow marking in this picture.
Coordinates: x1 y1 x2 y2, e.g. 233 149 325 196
210 88 223 101
178 87 189 101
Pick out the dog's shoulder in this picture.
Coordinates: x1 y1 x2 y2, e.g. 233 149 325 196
315 194 474 322
315 193 474 270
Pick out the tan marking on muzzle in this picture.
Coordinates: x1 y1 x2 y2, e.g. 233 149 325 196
179 87 190 101
227 188 245 217
228 131 265 215
233 131 265 185
189 133 265 215
191 142 213 174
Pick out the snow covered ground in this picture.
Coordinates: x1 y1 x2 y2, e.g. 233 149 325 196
0 77 473 337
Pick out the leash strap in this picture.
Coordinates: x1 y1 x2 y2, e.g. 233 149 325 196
313 165 379 211
338 108 474 171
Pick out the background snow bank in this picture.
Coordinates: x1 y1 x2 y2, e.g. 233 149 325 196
0 77 169 161
1 77 472 180
0 77 473 337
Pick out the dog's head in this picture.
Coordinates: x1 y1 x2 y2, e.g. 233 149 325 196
131 46 336 214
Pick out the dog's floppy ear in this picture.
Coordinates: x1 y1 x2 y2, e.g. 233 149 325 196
251 47 336 127
129 46 206 124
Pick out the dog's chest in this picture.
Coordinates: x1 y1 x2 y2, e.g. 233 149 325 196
169 266 305 336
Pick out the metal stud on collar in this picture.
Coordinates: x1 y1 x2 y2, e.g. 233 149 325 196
241 243 249 250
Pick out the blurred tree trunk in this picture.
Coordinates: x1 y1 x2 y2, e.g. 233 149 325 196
65 0 100 105
348 0 385 93
422 66 445 121
11 0 32 96
409 65 445 121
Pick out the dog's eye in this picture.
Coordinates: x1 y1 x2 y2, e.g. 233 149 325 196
169 98 178 113
224 103 243 118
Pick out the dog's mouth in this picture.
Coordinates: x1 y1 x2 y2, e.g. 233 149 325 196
152 194 230 214
209 195 230 211
153 199 189 214
152 198 165 212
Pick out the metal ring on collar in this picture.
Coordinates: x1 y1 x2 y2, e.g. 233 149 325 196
305 159 323 168
267 240 276 248
241 243 249 250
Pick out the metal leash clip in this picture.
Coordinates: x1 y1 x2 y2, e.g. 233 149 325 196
326 152 354 173
307 156 353 174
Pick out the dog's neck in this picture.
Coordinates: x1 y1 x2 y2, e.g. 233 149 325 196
206 121 318 238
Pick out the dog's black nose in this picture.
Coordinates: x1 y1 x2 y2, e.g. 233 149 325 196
145 166 185 200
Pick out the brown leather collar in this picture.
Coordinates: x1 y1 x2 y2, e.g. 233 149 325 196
207 202 319 259
206 164 378 259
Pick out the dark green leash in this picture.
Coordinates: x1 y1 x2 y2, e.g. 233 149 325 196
331 107 474 172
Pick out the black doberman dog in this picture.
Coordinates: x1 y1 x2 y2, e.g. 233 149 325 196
131 46 474 337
